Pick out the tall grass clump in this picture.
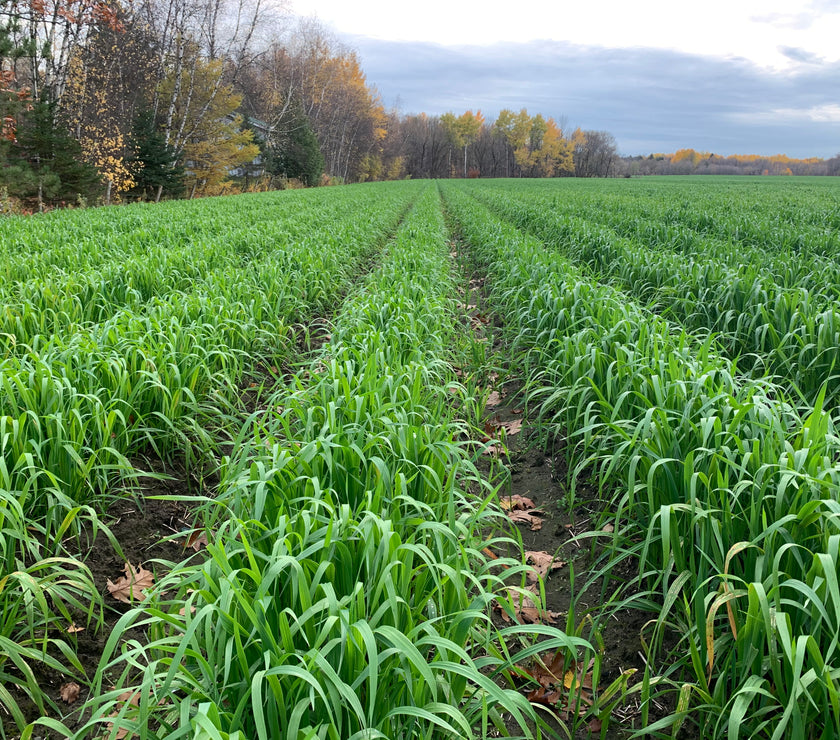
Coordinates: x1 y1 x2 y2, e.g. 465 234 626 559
73 186 591 740
465 180 840 405
1 183 422 737
442 181 840 739
0 183 422 526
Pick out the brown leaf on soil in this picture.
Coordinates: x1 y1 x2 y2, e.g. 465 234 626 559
106 689 143 739
501 418 523 436
522 649 568 686
182 529 208 552
487 371 499 383
512 407 523 415
107 562 155 604
485 391 501 407
528 686 564 706
500 494 536 510
66 623 84 634
482 443 507 457
602 522 615 533
524 550 566 583
517 651 598 716
60 682 81 703
508 509 544 531
496 586 561 625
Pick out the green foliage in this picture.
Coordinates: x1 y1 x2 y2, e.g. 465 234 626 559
1 101 102 207
441 178 840 739
0 182 422 733
10 175 840 738
267 107 324 187
127 110 185 201
69 186 584 740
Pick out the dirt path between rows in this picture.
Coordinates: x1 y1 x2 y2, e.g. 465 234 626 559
453 239 682 739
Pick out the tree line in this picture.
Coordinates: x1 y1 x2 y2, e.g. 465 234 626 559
0 0 625 210
2 0 837 212
623 150 840 177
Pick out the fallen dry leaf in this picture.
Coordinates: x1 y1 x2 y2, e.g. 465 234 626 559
509 509 545 531
501 419 523 436
66 623 84 634
496 586 561 625
512 407 523 415
485 391 501 407
482 443 508 457
107 689 143 739
528 686 564 706
182 529 208 552
602 522 615 533
525 550 566 583
107 563 155 604
518 651 598 717
60 682 81 704
500 494 536 511
483 419 501 438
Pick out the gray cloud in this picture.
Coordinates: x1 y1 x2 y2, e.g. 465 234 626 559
779 46 824 64
346 36 840 158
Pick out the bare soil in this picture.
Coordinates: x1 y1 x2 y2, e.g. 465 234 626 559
2 459 205 739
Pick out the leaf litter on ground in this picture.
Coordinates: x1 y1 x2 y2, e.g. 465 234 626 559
524 550 566 583
499 493 545 530
182 528 209 551
494 584 561 625
107 562 155 604
60 682 81 704
518 650 599 721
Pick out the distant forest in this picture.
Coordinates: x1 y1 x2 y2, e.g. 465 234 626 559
1 0 838 212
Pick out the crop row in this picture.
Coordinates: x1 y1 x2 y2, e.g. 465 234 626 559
463 181 840 405
1 183 421 534
1 183 425 733
442 182 840 739
53 186 586 739
469 178 840 256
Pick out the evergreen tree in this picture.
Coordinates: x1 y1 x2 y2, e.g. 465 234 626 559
4 101 102 207
267 107 323 187
127 110 184 201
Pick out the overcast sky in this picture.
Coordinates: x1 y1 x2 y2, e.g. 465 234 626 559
289 0 840 158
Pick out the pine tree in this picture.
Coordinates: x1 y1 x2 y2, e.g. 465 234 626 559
267 107 323 187
6 101 102 207
127 110 184 201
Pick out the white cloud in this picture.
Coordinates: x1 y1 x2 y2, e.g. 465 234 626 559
736 104 840 123
291 0 840 68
